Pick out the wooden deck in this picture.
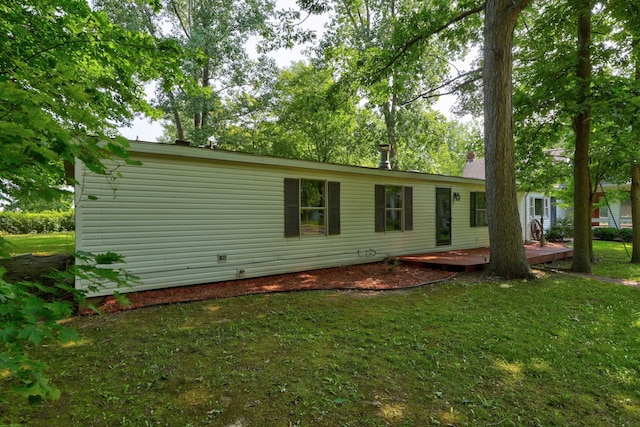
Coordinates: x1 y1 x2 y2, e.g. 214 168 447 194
398 242 573 272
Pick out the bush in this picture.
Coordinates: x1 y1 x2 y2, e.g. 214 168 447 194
620 228 633 242
593 227 617 241
593 227 633 242
0 211 75 234
546 217 573 242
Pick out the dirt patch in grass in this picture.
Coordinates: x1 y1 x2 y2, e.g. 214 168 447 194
93 262 456 313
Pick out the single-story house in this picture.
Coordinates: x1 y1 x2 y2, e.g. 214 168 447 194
75 141 490 296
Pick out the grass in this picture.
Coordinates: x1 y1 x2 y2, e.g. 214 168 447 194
551 240 640 281
591 241 639 280
1 240 640 426
0 232 75 255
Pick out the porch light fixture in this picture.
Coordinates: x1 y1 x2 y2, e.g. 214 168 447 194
453 192 461 201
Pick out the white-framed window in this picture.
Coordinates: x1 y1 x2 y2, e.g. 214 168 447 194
530 197 549 218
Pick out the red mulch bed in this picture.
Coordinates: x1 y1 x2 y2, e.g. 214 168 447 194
92 262 456 313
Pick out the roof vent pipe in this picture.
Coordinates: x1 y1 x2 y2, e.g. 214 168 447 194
378 144 391 170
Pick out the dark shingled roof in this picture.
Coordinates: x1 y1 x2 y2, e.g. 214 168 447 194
462 157 485 180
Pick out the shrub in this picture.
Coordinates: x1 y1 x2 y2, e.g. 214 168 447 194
546 217 573 242
0 211 75 234
620 228 633 242
593 227 633 242
593 227 617 241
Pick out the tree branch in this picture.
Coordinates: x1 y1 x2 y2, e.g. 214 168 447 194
376 2 486 80
170 0 191 39
0 39 90 75
399 67 482 106
341 0 358 30
1 38 163 77
507 0 534 20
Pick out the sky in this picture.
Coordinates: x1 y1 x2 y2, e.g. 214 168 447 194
117 1 458 142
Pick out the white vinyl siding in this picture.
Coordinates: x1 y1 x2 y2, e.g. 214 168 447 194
518 193 565 241
76 143 489 296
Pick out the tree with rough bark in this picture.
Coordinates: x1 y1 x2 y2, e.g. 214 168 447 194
633 164 640 263
511 0 640 269
633 57 640 264
301 0 533 278
570 0 593 273
483 0 533 278
608 0 640 263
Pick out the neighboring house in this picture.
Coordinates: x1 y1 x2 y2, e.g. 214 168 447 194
592 182 633 228
462 151 633 240
461 152 568 242
76 141 490 296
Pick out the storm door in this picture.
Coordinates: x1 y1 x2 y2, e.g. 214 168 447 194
436 188 452 246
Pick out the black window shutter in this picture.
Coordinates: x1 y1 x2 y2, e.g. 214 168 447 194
328 181 340 235
375 184 386 232
404 186 413 231
470 191 477 227
284 178 300 237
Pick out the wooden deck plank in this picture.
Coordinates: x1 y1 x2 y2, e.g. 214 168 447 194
398 243 573 272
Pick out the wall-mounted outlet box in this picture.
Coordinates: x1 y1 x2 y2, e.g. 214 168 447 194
236 268 245 277
217 254 227 263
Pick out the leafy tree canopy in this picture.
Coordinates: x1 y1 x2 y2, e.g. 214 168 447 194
1 0 182 205
1 0 182 400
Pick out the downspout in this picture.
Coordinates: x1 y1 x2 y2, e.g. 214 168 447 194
524 191 530 241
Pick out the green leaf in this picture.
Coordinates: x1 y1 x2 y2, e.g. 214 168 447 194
94 252 125 265
17 325 46 344
106 142 130 159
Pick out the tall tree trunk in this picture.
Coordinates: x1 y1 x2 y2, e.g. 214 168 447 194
383 0 398 169
382 92 398 168
632 164 640 263
192 59 210 144
484 0 532 279
201 59 210 129
631 34 640 264
571 2 592 273
168 91 185 141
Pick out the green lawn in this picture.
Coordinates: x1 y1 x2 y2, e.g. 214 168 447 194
591 241 640 280
1 232 75 255
552 240 640 281
2 242 640 425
